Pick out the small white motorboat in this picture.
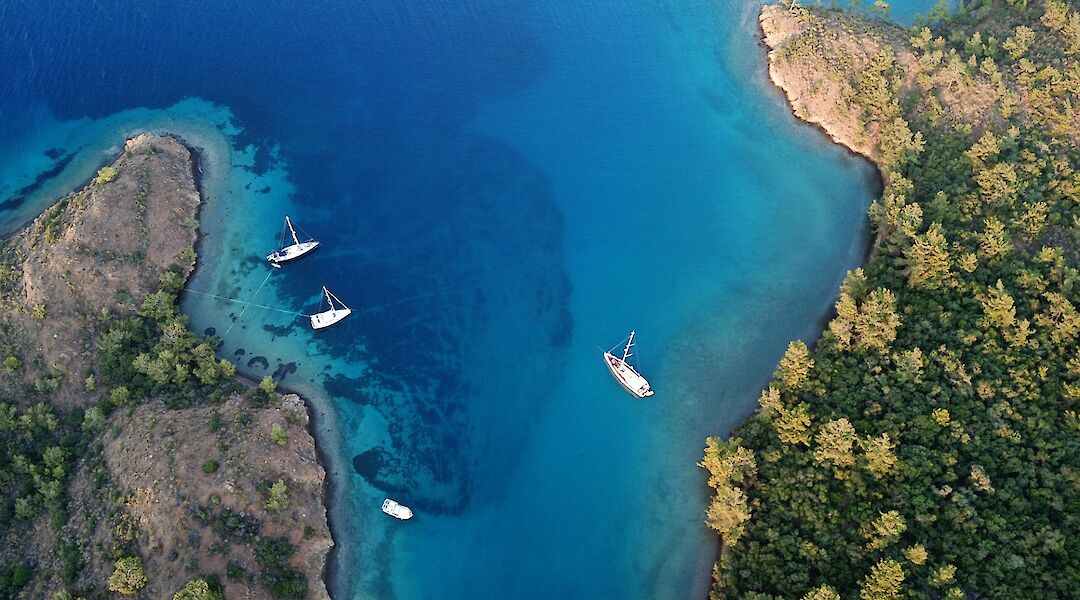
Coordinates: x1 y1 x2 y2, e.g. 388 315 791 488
310 286 352 330
603 330 655 398
381 498 413 520
267 215 319 267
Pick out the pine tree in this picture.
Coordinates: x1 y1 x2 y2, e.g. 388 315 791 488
1020 201 1049 239
776 340 814 390
860 559 905 600
860 433 898 478
802 584 841 600
930 564 957 588
980 216 1011 260
904 544 928 565
699 437 757 488
173 579 222 600
758 386 783 416
981 280 1016 329
1043 0 1070 31
853 289 901 351
705 484 752 545
975 162 1020 205
266 479 289 512
965 130 1000 167
814 418 857 476
776 403 813 446
957 252 978 273
830 292 859 350
904 223 951 289
894 347 924 383
1036 292 1080 343
700 438 756 545
969 465 994 493
1003 25 1035 60
864 510 907 550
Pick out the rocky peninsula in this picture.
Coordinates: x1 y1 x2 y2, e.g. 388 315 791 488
0 134 332 599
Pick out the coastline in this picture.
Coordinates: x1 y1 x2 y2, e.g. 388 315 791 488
758 6 885 165
182 139 343 598
702 2 884 581
757 7 887 185
0 151 124 243
701 6 894 594
225 370 343 597
754 6 884 344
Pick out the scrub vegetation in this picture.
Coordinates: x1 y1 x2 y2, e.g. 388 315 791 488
0 135 331 599
705 1 1080 598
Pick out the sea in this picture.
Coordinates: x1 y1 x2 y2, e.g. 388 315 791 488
0 1 942 598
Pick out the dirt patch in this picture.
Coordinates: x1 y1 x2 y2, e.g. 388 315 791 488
1 134 200 408
759 5 1002 167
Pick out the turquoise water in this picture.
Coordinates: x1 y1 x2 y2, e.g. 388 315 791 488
0 1 942 598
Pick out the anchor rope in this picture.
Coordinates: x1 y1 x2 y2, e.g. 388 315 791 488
221 270 274 337
184 288 311 318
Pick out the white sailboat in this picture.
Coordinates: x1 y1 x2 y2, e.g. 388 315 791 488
381 498 413 520
266 215 319 267
310 286 352 330
603 330 655 398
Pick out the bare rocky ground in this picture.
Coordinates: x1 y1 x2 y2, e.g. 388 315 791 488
1 134 200 408
0 135 332 598
759 4 1000 164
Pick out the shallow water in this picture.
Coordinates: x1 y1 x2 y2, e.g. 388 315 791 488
1 1 941 598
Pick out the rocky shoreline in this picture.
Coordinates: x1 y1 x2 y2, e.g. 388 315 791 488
0 134 334 599
183 138 343 599
759 4 898 167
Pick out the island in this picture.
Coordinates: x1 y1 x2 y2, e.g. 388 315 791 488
0 134 332 599
700 1 1080 599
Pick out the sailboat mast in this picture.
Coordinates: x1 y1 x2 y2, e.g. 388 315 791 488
285 216 301 246
623 330 636 361
323 286 334 310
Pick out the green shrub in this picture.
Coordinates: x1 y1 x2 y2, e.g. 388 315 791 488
270 423 288 447
2 356 19 373
94 166 118 184
110 386 131 406
265 479 288 512
226 561 247 581
172 577 223 600
207 412 222 433
254 537 307 599
107 556 146 596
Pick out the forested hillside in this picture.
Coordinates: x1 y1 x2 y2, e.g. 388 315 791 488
702 1 1080 598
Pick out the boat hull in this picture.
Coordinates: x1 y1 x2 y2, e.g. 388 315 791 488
267 240 319 264
603 352 654 398
382 498 413 520
310 308 352 330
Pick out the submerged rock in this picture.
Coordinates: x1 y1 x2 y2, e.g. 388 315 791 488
247 356 270 370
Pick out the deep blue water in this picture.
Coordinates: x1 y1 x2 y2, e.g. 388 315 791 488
2 1 942 598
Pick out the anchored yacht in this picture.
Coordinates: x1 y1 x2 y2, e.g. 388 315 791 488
603 330 655 398
267 215 319 267
310 286 351 330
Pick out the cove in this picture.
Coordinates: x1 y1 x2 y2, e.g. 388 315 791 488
0 1 941 598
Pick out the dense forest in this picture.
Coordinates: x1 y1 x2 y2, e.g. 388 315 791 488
703 1 1080 598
